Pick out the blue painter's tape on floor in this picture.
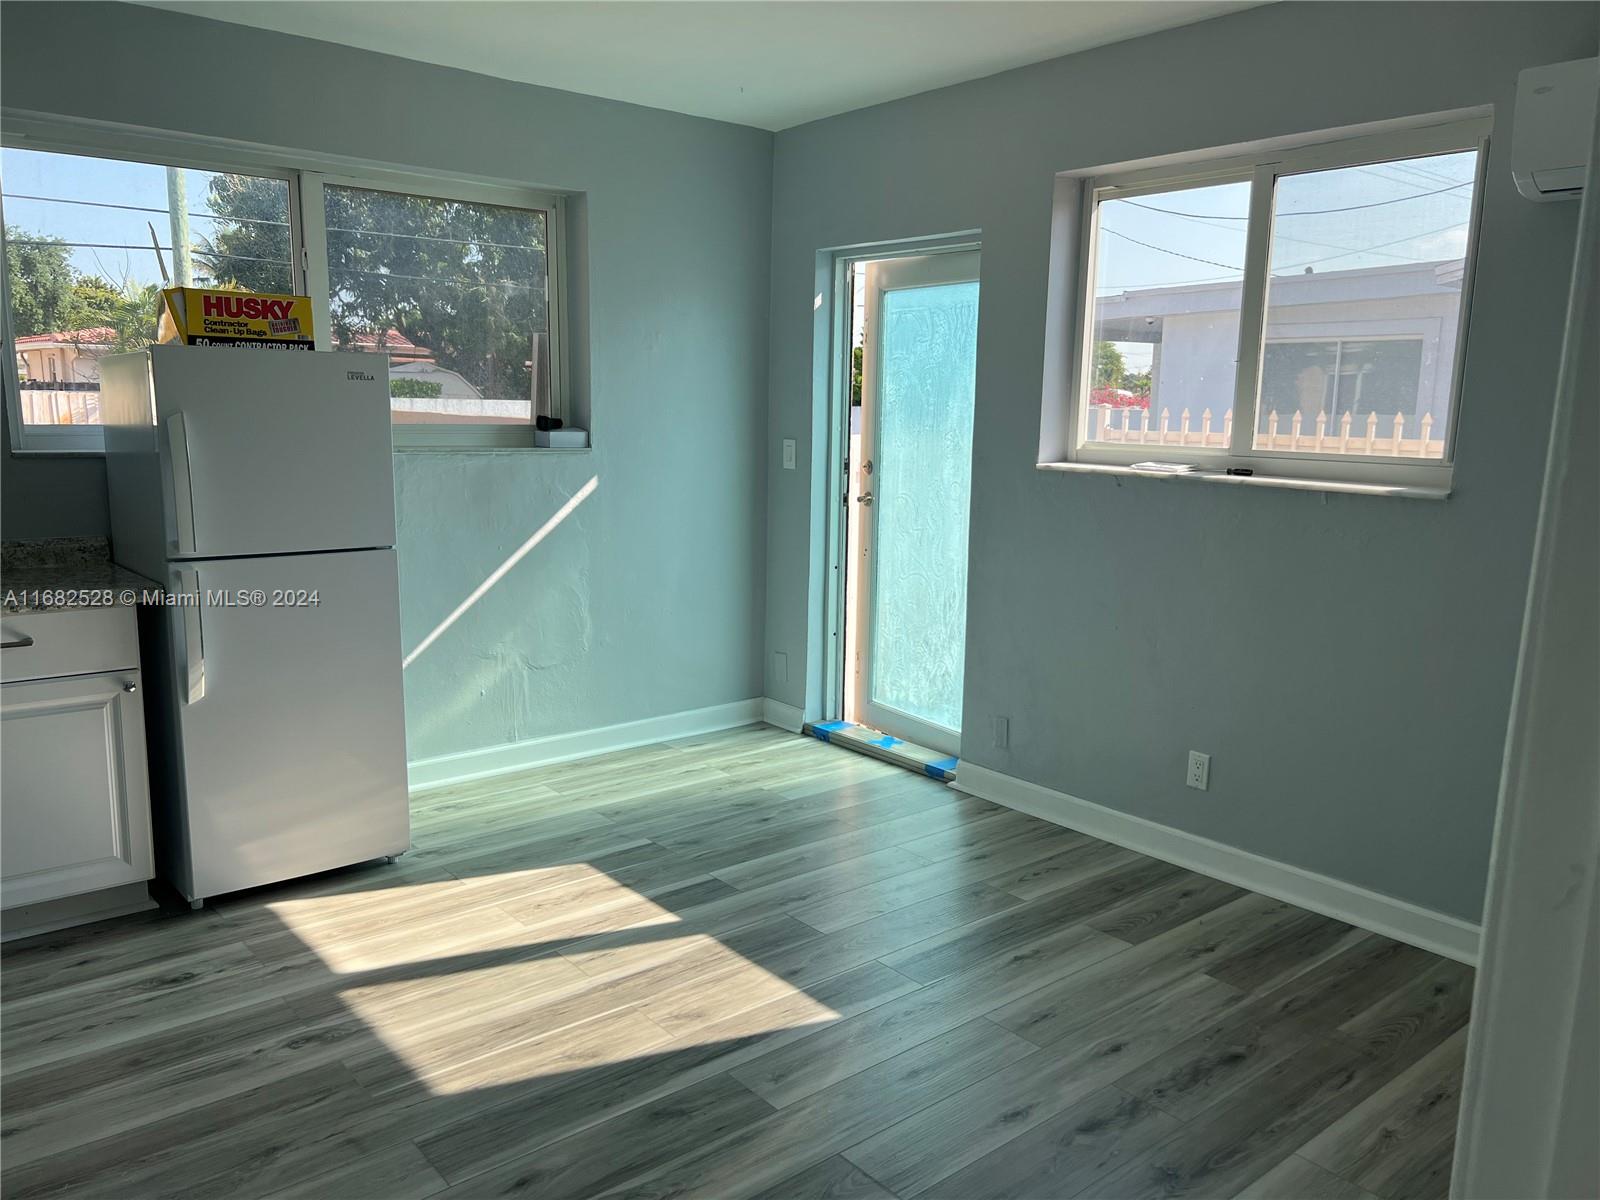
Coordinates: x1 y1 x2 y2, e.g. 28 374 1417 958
867 734 902 749
809 720 851 743
924 756 960 781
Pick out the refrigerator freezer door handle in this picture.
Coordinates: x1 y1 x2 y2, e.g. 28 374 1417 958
166 412 197 557
178 567 206 703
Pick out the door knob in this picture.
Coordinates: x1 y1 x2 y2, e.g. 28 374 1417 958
123 681 138 694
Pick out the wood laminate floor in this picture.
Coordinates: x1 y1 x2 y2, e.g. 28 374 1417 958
0 726 1472 1200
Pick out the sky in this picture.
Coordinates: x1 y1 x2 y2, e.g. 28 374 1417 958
6 143 1478 369
1 147 292 291
1093 149 1480 374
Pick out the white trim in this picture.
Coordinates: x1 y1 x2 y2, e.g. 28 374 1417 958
1451 101 1600 1199
1060 113 1488 490
820 233 983 725
762 698 805 734
952 761 1480 965
1036 460 1450 500
2 110 572 455
407 699 764 790
1 881 157 943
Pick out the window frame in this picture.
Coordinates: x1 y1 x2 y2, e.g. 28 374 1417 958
304 169 567 451
1064 116 1491 490
1 113 569 455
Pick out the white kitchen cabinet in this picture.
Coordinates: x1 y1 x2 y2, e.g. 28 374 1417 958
1 610 154 911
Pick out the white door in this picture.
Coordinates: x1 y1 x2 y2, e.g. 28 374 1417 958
149 345 396 558
166 549 410 901
851 252 980 757
1 671 153 908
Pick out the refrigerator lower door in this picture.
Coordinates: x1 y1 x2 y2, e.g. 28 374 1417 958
163 549 410 901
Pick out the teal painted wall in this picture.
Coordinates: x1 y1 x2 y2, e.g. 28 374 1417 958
0 1 773 763
3 0 1593 921
761 1 1597 921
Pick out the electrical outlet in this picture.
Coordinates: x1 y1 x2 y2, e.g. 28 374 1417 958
993 716 1010 749
782 439 797 470
1186 751 1211 791
773 651 788 685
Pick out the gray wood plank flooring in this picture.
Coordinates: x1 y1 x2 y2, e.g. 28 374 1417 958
0 725 1470 1199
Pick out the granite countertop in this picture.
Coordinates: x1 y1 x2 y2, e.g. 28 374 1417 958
2 538 158 614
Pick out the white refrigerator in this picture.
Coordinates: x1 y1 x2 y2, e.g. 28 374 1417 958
102 346 410 905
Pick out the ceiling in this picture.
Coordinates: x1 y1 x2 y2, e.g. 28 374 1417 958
145 1 1263 131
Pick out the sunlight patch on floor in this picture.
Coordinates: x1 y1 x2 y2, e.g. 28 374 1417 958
263 867 843 1096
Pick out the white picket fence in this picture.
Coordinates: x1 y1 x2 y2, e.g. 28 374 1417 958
16 385 102 427
1088 404 1446 459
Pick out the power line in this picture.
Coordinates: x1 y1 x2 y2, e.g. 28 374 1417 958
331 265 542 291
1096 218 1467 291
4 238 289 266
326 224 545 255
5 194 544 252
1274 220 1467 271
1116 197 1421 264
1120 179 1471 220
2 192 288 227
1099 227 1241 271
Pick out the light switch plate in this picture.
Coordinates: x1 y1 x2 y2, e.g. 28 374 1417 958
782 439 796 470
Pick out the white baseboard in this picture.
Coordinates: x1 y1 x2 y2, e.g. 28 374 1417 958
2 881 157 943
953 762 1481 966
762 698 805 733
409 698 765 790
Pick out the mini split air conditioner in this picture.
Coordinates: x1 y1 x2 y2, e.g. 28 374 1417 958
1512 57 1598 201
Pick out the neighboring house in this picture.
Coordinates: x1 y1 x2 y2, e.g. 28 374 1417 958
344 330 484 397
342 328 536 424
12 326 116 424
13 325 116 384
1094 259 1464 441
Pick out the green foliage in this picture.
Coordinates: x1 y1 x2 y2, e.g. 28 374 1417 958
200 176 547 401
5 227 78 338
389 378 443 399
1123 369 1152 397
851 344 863 406
1093 340 1125 388
3 231 160 355
71 276 162 351
191 173 295 294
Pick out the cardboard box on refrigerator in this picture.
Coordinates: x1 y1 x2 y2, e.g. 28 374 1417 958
158 287 316 350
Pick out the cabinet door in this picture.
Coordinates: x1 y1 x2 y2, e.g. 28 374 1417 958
1 672 154 908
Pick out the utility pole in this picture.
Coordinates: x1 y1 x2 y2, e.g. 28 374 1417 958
166 167 193 286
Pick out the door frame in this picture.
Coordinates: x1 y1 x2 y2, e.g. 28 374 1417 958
852 251 980 757
819 234 981 732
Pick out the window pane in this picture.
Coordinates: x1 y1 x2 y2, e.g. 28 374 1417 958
3 148 292 427
1253 149 1478 458
323 185 549 425
1084 179 1249 450
870 280 978 733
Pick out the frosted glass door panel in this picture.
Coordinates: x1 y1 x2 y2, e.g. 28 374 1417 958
869 278 978 733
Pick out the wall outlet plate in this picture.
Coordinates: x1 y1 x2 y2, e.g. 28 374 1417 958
993 716 1009 749
1187 750 1210 791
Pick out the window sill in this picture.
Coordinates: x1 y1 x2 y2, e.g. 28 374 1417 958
393 445 593 455
1036 460 1451 500
7 445 105 458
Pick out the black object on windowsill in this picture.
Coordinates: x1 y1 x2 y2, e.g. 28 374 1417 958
535 415 565 432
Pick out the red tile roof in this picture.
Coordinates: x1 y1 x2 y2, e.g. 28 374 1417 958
14 326 117 348
345 330 433 359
